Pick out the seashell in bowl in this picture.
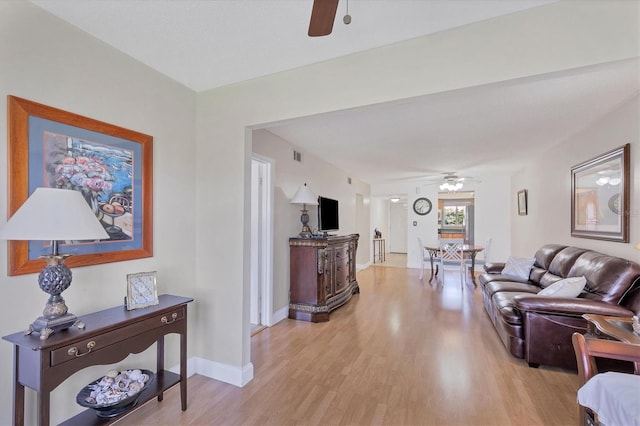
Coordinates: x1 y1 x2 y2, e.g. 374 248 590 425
128 369 143 381
77 369 154 418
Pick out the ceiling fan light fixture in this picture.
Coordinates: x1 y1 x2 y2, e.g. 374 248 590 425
439 182 463 192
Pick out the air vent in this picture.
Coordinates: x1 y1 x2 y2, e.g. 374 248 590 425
293 150 302 162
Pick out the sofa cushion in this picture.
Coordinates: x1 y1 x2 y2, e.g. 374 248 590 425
502 256 535 280
547 247 589 278
537 276 586 298
568 251 640 304
532 244 568 271
483 280 540 298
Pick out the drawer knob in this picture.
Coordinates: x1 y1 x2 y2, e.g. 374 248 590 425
161 312 178 324
68 341 96 357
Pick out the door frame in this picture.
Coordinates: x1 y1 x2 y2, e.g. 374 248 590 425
251 154 274 326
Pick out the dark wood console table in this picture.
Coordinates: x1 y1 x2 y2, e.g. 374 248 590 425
2 294 193 426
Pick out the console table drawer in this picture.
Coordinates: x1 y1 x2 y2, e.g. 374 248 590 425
51 306 186 367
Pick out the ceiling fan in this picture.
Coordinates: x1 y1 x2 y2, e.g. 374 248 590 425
421 172 478 191
439 173 466 191
308 0 350 37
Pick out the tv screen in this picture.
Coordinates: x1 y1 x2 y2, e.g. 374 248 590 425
318 196 339 232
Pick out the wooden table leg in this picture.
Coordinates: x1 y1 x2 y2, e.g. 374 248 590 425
180 329 187 411
13 346 24 426
469 252 479 287
37 389 50 426
157 336 165 402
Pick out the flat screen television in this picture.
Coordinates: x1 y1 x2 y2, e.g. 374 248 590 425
318 196 339 232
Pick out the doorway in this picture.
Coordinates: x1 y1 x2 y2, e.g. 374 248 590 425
250 155 274 332
389 201 408 253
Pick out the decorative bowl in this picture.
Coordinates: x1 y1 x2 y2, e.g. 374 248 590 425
76 369 154 418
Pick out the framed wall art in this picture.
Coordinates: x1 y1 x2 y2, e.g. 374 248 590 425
517 189 528 216
571 144 629 242
7 95 153 275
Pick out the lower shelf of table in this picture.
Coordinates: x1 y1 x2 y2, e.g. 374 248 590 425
60 370 181 426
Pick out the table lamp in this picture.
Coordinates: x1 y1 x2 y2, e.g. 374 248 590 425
290 183 318 238
0 187 109 339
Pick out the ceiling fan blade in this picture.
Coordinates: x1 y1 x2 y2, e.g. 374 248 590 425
308 0 339 37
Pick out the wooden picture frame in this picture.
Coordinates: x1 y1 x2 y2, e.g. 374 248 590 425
126 271 159 310
517 189 528 216
571 144 629 242
7 95 153 275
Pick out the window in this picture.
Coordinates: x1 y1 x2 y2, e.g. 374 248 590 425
437 192 475 244
443 205 466 227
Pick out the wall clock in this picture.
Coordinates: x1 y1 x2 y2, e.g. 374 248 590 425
413 197 432 215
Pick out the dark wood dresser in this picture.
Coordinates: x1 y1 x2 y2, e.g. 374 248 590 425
2 294 192 426
289 234 359 322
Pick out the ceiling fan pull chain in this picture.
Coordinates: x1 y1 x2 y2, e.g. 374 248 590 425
343 0 352 25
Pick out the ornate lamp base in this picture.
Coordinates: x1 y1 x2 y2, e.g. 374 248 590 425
26 313 83 340
25 251 85 340
299 208 312 238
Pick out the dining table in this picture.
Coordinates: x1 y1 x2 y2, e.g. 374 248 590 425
423 244 484 286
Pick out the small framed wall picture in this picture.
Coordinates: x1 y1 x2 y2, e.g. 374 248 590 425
126 271 159 310
517 189 528 216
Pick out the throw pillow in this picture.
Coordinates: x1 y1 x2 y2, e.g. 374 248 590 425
501 256 535 280
537 276 587 298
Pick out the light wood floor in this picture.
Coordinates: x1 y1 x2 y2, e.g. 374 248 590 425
117 266 580 426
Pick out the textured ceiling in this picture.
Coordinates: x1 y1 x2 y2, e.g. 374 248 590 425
30 0 555 92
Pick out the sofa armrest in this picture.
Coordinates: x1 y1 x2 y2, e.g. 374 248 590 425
483 262 505 274
513 296 635 317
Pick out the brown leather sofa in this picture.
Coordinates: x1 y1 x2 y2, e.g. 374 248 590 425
479 244 640 370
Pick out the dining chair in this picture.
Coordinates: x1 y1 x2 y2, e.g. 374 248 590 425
483 237 492 264
572 332 640 426
417 237 433 280
439 238 465 287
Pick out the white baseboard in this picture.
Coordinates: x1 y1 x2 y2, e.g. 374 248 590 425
357 262 371 270
270 306 289 325
169 357 254 387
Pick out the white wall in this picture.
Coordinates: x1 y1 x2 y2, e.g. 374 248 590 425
251 129 371 315
512 95 640 261
0 2 197 424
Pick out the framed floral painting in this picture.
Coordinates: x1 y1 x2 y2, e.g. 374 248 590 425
7 95 153 275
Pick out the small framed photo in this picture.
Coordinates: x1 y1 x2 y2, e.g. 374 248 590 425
517 189 528 216
126 271 159 310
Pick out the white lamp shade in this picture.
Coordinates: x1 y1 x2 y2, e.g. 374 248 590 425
290 184 318 205
0 187 109 241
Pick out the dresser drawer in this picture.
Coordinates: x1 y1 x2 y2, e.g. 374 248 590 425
334 258 349 293
334 246 348 262
50 306 186 367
